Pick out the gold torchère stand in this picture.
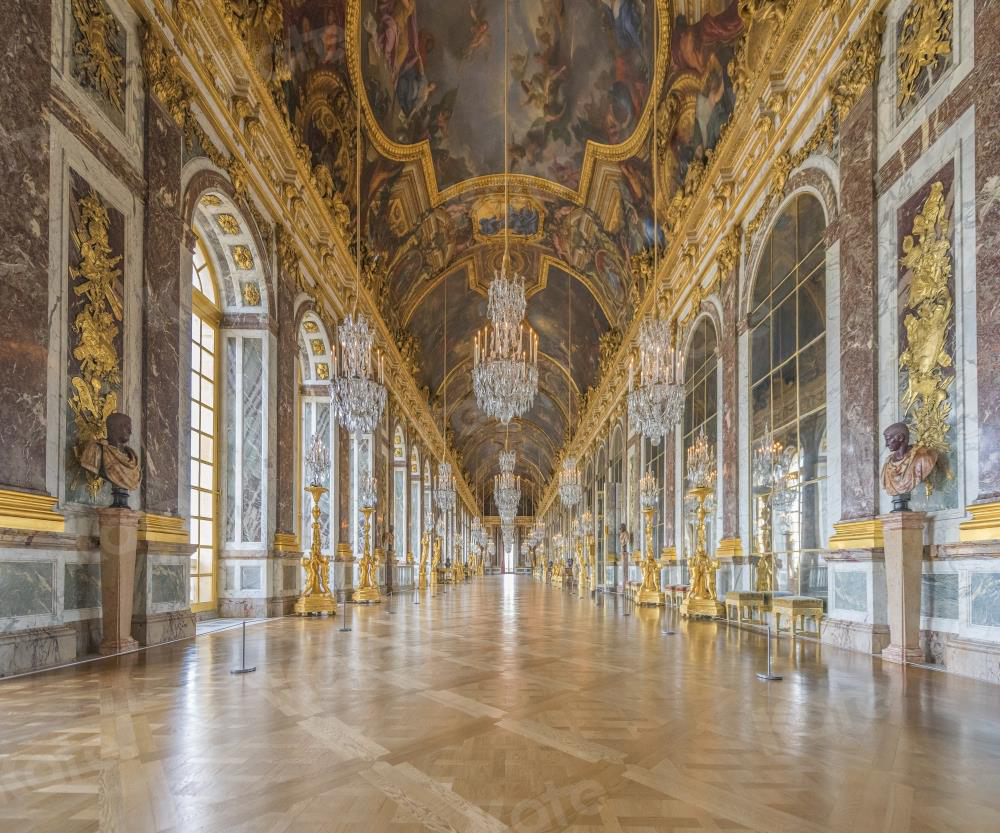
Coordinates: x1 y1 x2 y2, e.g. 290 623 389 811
636 507 665 605
754 497 774 592
294 485 337 616
681 486 724 617
587 534 597 592
418 533 429 589
354 505 381 603
430 535 441 588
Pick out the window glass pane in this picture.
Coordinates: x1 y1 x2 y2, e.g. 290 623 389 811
751 249 770 311
797 194 826 254
750 377 770 440
772 293 796 367
771 363 797 430
799 409 827 483
705 367 717 418
798 265 826 346
750 322 770 384
798 337 826 415
770 210 796 284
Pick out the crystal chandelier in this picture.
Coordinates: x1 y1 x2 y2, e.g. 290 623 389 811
494 449 521 521
628 317 684 445
331 313 386 434
359 473 378 509
685 428 717 491
434 461 456 513
472 0 539 425
332 85 386 435
559 456 582 508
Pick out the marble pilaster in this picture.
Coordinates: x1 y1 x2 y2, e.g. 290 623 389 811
974 0 1000 501
274 264 297 547
719 270 740 542
838 87 880 521
141 94 185 516
0 0 51 493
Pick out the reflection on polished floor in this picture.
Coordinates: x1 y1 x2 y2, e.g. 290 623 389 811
2 577 999 833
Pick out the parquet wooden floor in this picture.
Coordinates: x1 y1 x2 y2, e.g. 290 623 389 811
2 577 999 833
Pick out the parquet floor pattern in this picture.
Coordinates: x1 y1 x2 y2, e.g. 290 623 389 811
2 577 999 833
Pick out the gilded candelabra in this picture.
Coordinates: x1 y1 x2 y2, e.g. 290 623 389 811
754 497 774 592
430 534 441 588
294 484 337 616
354 505 381 603
682 429 723 617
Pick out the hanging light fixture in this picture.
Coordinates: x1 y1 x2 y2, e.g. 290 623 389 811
627 5 682 446
331 79 386 434
434 242 456 514
559 271 582 508
472 0 539 425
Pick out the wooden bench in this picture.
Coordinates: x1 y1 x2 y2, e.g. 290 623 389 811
725 591 769 624
771 595 824 636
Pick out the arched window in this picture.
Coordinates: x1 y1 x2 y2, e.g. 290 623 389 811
190 237 220 611
683 317 718 552
749 192 828 598
392 426 407 559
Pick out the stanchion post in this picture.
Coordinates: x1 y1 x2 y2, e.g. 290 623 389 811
756 623 782 681
230 620 257 675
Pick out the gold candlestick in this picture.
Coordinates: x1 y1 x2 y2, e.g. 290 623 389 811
754 496 775 592
430 534 441 588
636 506 665 605
294 485 337 616
354 505 381 603
681 485 724 617
587 533 597 592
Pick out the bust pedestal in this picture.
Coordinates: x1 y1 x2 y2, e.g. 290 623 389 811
97 508 140 655
879 511 926 664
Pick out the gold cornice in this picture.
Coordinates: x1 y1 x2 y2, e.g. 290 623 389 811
344 0 671 209
137 512 188 544
536 0 881 516
0 489 65 533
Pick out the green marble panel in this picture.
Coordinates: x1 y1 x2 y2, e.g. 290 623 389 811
0 561 55 618
64 563 101 610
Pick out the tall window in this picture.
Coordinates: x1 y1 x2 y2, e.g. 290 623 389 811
609 431 624 562
683 317 718 552
393 426 407 559
190 238 220 611
749 193 828 598
409 446 421 559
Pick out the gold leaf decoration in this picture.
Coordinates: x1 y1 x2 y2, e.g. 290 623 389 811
231 245 254 270
71 0 125 113
899 180 953 469
216 213 241 235
141 27 190 128
310 338 325 356
69 190 123 500
897 0 952 110
200 194 222 207
241 281 261 306
315 362 330 380
303 320 319 333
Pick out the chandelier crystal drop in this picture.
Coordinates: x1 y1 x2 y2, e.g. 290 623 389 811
434 461 456 513
628 316 684 445
330 312 387 435
559 456 582 508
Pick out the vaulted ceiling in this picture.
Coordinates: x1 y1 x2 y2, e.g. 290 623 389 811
280 0 744 510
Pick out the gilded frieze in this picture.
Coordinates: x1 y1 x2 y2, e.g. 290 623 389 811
67 180 124 501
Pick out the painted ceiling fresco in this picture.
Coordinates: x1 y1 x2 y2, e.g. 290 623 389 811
276 0 744 509
359 0 654 191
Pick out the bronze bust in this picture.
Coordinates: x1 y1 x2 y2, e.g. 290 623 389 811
78 412 142 508
881 422 937 510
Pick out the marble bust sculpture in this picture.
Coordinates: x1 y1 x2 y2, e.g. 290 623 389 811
78 412 142 508
881 421 937 509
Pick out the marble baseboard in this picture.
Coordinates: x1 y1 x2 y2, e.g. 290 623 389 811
132 611 195 647
66 617 102 657
940 636 1000 685
820 617 891 655
0 625 77 677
